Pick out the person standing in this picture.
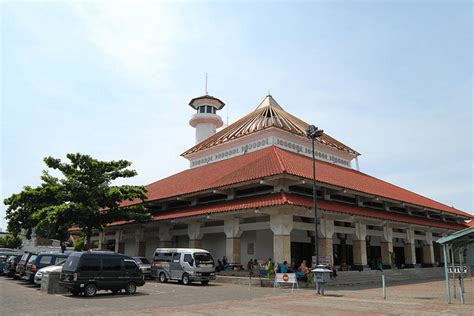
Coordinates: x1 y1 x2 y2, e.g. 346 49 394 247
267 258 274 279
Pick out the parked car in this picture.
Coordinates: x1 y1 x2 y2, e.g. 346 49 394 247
25 252 69 283
16 252 37 280
60 251 145 297
3 255 22 277
151 248 216 285
0 250 20 275
34 258 67 285
0 255 9 275
132 257 152 278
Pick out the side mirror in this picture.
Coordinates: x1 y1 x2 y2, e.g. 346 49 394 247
189 259 194 266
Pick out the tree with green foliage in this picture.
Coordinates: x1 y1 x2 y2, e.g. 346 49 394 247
73 237 85 251
4 153 150 251
0 234 23 249
4 171 70 251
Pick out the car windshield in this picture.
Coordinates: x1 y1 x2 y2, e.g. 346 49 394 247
27 255 37 263
56 259 67 266
133 257 149 264
62 253 81 272
194 253 214 267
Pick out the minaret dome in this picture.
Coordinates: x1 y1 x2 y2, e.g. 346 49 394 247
188 95 225 144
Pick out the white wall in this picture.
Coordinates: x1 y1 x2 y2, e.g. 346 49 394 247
145 235 159 261
291 229 311 243
123 238 136 256
176 235 189 248
202 232 226 261
240 229 274 264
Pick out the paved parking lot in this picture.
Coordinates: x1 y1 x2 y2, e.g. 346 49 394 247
0 277 472 315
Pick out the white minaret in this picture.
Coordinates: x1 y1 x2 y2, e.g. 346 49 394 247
188 94 225 144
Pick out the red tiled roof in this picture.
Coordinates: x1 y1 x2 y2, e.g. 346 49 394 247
126 146 471 218
116 193 467 230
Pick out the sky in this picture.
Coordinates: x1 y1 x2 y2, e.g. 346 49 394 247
0 0 472 231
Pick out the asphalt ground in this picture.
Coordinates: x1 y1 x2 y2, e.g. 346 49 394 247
0 276 472 315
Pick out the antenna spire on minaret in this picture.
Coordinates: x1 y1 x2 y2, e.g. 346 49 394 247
205 73 208 95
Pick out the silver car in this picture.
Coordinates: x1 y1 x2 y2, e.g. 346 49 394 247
34 259 66 285
132 257 152 279
151 248 216 285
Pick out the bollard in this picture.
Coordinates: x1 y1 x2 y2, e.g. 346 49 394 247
382 274 386 299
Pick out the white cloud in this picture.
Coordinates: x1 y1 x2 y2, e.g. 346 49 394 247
71 1 182 87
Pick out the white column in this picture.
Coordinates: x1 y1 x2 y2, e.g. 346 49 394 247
158 223 173 248
404 227 416 268
318 218 335 265
188 222 203 248
270 214 293 264
353 222 367 270
224 217 242 264
381 226 393 268
423 231 435 267
134 228 144 256
98 231 105 250
114 230 122 253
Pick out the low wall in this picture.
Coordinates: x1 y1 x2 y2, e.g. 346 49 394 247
40 272 69 295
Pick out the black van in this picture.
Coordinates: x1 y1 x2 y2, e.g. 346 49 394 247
59 251 145 297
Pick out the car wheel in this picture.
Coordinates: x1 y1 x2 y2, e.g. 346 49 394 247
159 272 167 283
84 283 97 297
70 290 80 296
125 282 137 295
182 273 191 285
201 280 209 285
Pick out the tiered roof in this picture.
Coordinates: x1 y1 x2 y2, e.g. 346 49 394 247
113 193 466 230
182 95 359 157
123 146 471 218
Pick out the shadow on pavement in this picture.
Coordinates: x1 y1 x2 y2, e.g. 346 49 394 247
64 292 150 300
327 277 447 291
323 294 344 297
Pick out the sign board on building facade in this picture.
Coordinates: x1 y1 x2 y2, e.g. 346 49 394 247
312 256 332 267
447 265 468 274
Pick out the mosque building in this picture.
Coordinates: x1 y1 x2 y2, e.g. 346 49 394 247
91 93 471 270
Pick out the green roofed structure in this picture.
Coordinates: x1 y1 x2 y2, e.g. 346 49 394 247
436 226 474 304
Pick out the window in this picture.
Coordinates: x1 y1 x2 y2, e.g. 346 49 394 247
154 252 172 262
183 254 193 265
124 260 138 270
199 106 205 113
194 253 214 267
39 256 53 265
62 254 81 272
247 243 254 255
27 255 37 263
102 257 122 271
172 253 181 263
81 257 101 271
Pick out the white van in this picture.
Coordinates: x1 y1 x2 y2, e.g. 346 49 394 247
151 248 216 285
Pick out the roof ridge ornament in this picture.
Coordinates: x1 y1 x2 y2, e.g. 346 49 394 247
255 94 284 110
